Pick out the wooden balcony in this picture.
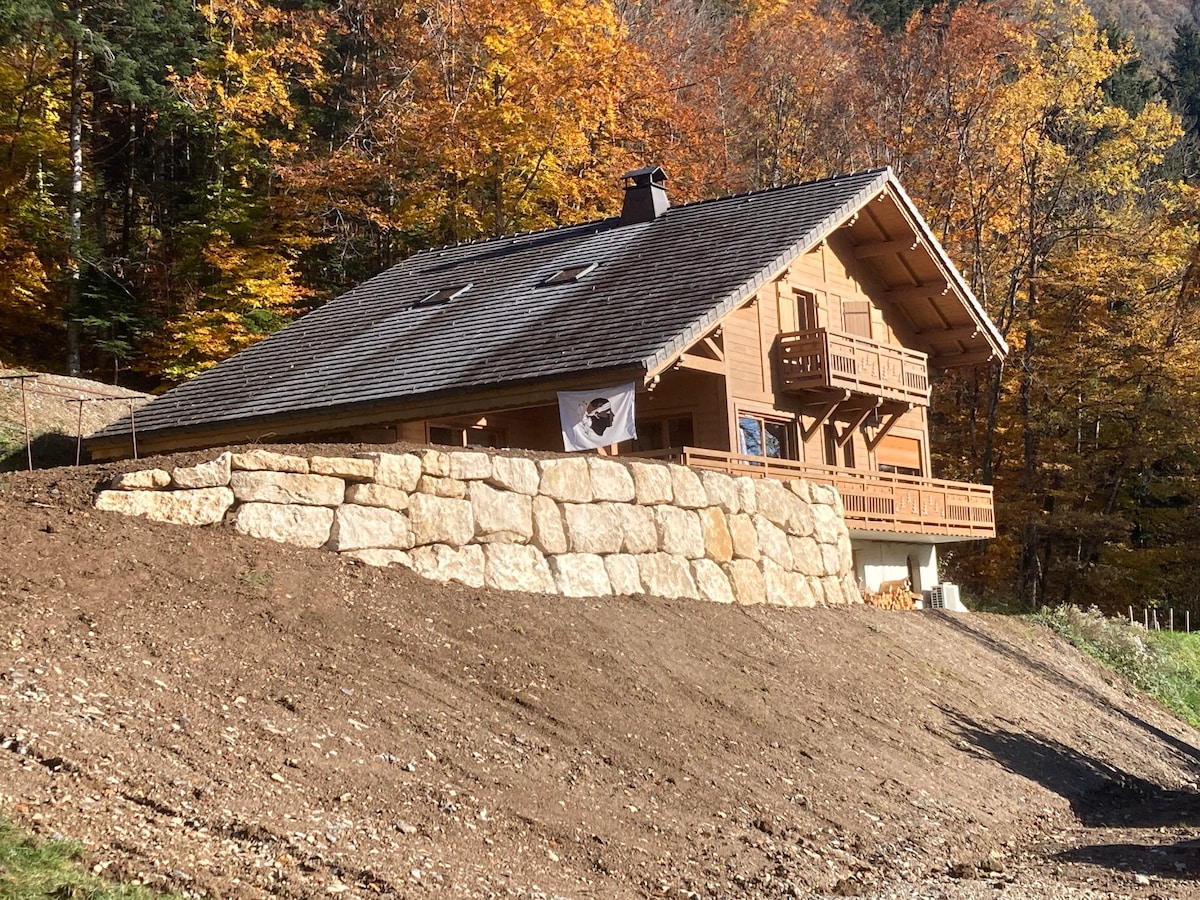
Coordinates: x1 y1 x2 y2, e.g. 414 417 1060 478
776 328 930 407
629 447 994 540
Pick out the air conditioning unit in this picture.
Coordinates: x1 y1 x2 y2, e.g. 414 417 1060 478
929 583 963 611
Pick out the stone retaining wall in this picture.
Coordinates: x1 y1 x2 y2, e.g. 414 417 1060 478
95 448 862 607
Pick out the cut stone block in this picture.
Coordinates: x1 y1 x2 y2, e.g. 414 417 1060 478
605 554 643 595
550 553 612 597
327 505 411 552
408 494 475 547
733 477 757 514
96 486 233 526
449 451 492 481
754 514 794 569
754 478 802 530
230 449 309 473
538 458 593 503
629 461 672 505
470 481 533 543
310 456 375 481
810 481 843 514
563 503 624 554
111 468 171 490
230 502 333 548
587 458 636 502
416 475 467 499
531 496 568 554
414 448 451 477
789 536 824 577
342 548 413 568
727 513 761 561
726 559 765 605
171 453 231 489
762 559 815 607
812 504 843 544
691 558 734 604
230 471 345 507
484 544 555 593
488 456 539 495
669 465 707 508
787 478 812 503
638 553 698 600
357 452 422 491
612 503 658 554
344 482 409 511
698 470 739 514
698 507 733 563
409 544 485 588
654 506 704 559
822 543 842 577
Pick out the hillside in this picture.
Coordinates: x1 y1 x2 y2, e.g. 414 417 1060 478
1 458 1198 899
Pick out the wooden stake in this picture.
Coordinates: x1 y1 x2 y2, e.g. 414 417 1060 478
20 375 32 471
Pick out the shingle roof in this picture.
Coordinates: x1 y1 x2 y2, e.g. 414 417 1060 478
96 167 923 440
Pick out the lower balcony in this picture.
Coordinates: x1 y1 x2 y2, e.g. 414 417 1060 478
629 447 995 540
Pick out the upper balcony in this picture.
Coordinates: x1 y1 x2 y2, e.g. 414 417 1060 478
776 328 930 407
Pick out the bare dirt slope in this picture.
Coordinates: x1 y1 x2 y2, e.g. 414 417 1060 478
1 457 1199 900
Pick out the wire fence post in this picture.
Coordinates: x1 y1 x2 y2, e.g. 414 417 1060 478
73 397 84 466
20 375 32 471
128 399 138 460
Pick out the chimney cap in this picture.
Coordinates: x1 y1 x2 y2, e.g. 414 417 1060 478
622 165 667 186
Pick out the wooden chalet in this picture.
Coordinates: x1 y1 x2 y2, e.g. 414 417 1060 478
89 166 1007 595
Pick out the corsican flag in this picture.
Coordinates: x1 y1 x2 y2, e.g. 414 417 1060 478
557 383 637 452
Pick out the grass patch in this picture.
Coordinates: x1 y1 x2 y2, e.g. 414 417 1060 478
1030 605 1200 728
0 815 172 899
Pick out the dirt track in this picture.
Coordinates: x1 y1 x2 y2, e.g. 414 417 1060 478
1 456 1199 899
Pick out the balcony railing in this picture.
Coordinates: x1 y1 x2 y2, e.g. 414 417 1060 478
628 446 994 540
776 328 930 406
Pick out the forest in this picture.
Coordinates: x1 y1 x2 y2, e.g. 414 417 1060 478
4 0 1200 612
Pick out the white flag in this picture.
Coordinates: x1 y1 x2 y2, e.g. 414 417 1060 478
558 383 637 452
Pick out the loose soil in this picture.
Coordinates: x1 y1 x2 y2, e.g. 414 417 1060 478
1 448 1199 898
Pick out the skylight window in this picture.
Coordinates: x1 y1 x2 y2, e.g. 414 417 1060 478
541 263 597 286
416 283 472 307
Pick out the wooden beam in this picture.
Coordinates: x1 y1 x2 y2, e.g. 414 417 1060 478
866 405 912 451
702 336 725 361
931 349 997 369
799 395 846 442
675 353 725 375
854 239 920 259
885 282 950 305
835 403 880 446
914 323 979 342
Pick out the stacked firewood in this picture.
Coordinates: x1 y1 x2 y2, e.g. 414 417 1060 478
862 579 917 611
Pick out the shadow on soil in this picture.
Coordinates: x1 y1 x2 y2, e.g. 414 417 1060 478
944 708 1200 880
0 431 80 472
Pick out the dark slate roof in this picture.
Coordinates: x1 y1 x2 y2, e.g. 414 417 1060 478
99 168 896 439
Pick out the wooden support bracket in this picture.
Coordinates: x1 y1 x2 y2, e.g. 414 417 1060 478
799 394 848 442
866 404 913 450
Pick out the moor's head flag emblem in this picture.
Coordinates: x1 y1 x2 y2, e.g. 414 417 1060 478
558 383 637 451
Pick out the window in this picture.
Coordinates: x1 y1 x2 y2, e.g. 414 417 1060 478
428 423 505 448
632 414 694 451
795 289 819 332
541 263 597 286
738 414 796 460
875 434 922 476
824 423 855 468
416 283 472 307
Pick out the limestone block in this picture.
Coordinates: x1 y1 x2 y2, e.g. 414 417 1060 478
488 455 540 495
698 507 733 563
230 471 345 507
587 458 636 502
96 486 233 526
310 455 375 481
409 544 485 588
230 502 333 548
726 559 765 605
810 481 844 515
111 468 171 490
669 464 708 508
818 576 849 606
171 453 231 489
698 470 739 514
408 493 475 547
605 554 643 595
691 558 734 604
654 505 704 559
562 503 624 555
734 476 757 514
470 481 533 543
341 548 412 568
812 504 843 544
727 513 761 561
788 501 815 538
762 559 815 607
789 536 824 577
821 543 842 577
787 478 812 503
230 449 309 473
843 574 864 605
754 514 794 569
629 461 672 505
449 450 492 481
344 482 409 511
754 478 801 530
531 496 568 554
638 553 698 600
549 553 612 597
327 504 411 552
416 475 467 499
414 448 451 477
538 458 592 503
356 453 421 491
837 533 854 572
484 544 555 593
612 503 658 554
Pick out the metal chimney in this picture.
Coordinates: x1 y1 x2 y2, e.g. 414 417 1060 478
620 166 669 225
